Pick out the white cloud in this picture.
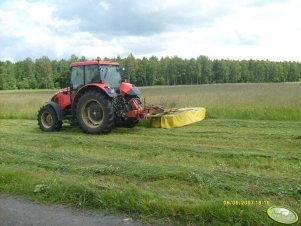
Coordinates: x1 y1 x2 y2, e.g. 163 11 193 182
0 0 119 60
149 0 301 61
0 0 300 61
99 1 110 11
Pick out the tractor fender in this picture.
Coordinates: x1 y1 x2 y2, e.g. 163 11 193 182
47 101 64 121
74 84 117 101
127 87 141 96
120 82 141 96
72 84 116 114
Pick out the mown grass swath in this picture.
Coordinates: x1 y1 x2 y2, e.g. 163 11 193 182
0 83 300 225
1 119 300 225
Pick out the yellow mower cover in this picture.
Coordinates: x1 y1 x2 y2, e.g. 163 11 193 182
150 107 206 128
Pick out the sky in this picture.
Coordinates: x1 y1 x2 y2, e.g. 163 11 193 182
0 0 300 62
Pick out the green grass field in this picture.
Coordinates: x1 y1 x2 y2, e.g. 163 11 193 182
0 83 301 225
1 83 301 121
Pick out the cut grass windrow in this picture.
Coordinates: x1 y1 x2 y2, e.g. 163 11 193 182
0 119 300 225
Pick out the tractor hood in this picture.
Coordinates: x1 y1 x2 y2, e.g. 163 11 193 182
51 87 68 101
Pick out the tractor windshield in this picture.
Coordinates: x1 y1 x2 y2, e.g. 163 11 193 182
100 65 121 88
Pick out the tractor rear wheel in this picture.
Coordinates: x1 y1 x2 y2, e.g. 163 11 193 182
38 105 62 131
76 90 114 134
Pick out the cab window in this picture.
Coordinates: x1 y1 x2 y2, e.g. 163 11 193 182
71 66 84 89
85 65 100 84
100 66 121 88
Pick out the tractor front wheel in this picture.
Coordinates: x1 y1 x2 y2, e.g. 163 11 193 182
38 105 62 131
76 91 114 134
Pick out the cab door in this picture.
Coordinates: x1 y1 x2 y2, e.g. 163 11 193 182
70 66 84 102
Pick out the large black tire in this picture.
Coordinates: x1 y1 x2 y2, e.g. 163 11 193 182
38 105 62 132
76 90 114 134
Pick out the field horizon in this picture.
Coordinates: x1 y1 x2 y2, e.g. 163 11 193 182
1 82 301 121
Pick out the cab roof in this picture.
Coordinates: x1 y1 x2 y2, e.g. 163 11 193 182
70 60 120 67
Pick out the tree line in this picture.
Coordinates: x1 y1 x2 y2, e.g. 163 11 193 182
0 54 300 90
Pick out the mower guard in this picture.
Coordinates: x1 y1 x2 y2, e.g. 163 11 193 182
149 107 206 128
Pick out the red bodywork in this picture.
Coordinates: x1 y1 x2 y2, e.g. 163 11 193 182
120 82 134 96
50 59 147 120
127 98 147 119
119 82 147 118
51 88 71 110
51 83 110 111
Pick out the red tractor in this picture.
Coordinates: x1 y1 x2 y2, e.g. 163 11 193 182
38 59 147 134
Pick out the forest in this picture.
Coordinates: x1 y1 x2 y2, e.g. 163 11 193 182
0 54 300 90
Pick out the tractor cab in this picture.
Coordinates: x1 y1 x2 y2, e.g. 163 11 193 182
70 61 122 91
